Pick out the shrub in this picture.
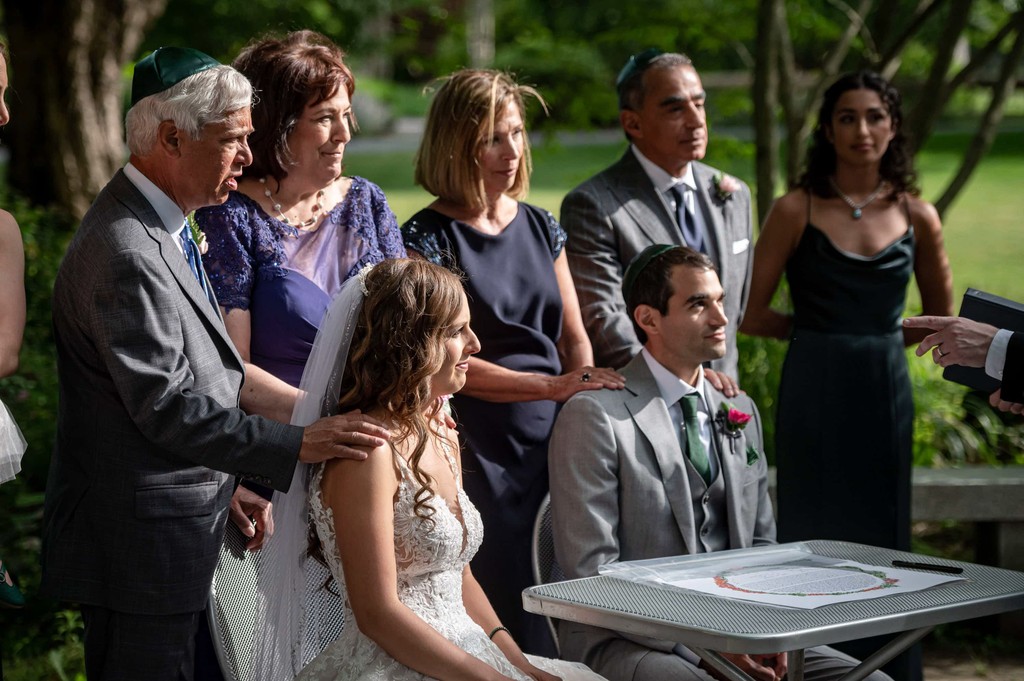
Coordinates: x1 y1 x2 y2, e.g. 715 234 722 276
0 192 75 676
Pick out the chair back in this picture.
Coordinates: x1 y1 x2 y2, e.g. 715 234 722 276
530 493 565 653
207 521 346 680
207 522 266 681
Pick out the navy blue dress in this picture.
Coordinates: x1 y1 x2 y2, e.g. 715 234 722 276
403 204 565 656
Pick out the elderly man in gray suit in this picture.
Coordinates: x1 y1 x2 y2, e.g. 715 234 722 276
549 245 890 681
561 50 752 383
43 48 389 681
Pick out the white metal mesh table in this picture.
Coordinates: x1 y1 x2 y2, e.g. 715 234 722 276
523 541 1024 681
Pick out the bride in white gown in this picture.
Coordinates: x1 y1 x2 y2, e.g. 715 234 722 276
293 259 604 681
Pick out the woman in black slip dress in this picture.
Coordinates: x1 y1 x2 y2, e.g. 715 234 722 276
740 71 953 681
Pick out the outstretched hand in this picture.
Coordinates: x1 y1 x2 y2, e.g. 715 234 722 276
549 366 626 402
299 409 391 464
229 485 274 551
903 315 998 368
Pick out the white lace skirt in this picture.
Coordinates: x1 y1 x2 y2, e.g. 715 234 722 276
0 399 26 484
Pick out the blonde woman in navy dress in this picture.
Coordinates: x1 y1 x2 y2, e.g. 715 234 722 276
402 70 625 655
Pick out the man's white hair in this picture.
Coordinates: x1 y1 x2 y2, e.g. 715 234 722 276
125 65 252 156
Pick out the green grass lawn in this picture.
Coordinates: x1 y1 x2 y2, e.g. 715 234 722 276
347 128 1024 306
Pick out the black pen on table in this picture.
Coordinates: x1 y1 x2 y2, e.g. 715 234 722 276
892 559 964 575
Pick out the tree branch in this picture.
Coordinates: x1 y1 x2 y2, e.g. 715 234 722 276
935 19 1024 217
753 0 783 224
905 0 975 155
940 10 1022 108
876 0 946 78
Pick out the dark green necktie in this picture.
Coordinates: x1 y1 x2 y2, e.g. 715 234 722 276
680 394 711 485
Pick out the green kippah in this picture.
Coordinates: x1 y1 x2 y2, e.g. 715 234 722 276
622 244 676 303
131 47 221 107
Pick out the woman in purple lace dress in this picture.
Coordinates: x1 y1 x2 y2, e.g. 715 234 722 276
196 31 405 424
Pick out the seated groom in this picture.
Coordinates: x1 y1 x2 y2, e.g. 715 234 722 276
549 245 891 681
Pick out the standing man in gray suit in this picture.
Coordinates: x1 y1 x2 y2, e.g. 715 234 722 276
43 48 389 681
561 50 752 381
549 246 890 681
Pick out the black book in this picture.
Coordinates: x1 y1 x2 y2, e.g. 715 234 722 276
943 288 1024 392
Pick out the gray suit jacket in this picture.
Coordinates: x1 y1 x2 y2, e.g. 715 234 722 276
548 353 775 680
561 150 753 377
43 170 303 615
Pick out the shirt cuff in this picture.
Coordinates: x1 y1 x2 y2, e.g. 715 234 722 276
985 329 1013 380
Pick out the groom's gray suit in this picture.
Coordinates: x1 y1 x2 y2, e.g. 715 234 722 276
561 150 752 376
549 353 890 681
44 170 302 617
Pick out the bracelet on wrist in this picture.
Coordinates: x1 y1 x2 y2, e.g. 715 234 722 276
488 625 511 640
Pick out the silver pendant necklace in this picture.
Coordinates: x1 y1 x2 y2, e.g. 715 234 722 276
829 177 885 219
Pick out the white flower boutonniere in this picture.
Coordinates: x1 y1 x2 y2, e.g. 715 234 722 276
186 213 209 255
712 173 740 203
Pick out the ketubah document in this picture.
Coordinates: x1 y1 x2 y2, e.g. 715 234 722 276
599 545 964 610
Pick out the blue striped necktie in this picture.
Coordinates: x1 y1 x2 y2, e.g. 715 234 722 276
669 185 706 254
179 225 217 310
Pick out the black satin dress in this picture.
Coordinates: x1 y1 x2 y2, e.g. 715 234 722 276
776 221 915 549
775 216 920 681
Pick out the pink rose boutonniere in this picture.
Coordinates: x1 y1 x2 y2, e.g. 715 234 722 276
716 402 751 437
712 173 740 203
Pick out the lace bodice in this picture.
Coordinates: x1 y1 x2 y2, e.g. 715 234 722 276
297 439 602 680
311 445 485 612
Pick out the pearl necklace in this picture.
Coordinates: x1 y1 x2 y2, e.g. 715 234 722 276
260 177 325 231
828 177 885 220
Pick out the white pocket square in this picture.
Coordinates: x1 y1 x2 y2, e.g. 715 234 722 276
732 238 750 255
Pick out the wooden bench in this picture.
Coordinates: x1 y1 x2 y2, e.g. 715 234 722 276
767 465 1024 570
911 466 1024 572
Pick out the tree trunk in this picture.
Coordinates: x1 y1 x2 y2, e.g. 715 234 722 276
2 0 168 218
361 0 394 80
753 0 782 225
777 0 873 191
467 0 494 68
904 0 974 154
934 18 1024 217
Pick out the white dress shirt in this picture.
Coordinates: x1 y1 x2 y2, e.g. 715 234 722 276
986 328 1013 380
631 145 698 227
123 162 188 252
640 348 719 481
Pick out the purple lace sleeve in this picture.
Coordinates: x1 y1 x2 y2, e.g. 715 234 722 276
366 181 407 259
196 193 265 312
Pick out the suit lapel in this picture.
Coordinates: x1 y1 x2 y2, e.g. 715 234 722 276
608 151 684 248
703 386 752 548
109 172 240 365
693 162 727 275
622 356 698 553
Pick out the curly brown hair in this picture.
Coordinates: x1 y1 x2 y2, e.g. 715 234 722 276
342 258 464 520
798 70 919 199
